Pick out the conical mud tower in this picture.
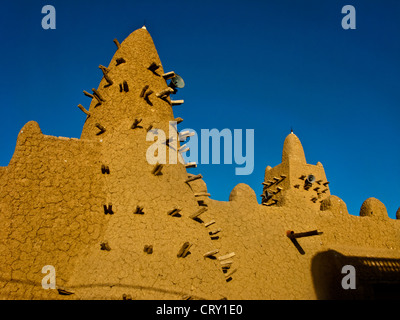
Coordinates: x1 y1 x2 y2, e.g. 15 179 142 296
1 27 400 300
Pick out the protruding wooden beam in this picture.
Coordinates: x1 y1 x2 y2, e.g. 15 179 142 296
148 62 160 72
100 241 111 251
203 249 219 258
209 228 221 236
103 204 113 215
179 131 195 141
162 71 175 79
171 100 184 106
185 174 203 183
174 117 184 124
189 207 207 219
113 38 121 49
116 57 126 66
101 165 110 174
123 81 129 92
194 192 211 197
92 88 105 102
286 230 322 239
77 104 91 117
57 287 75 296
177 242 192 258
185 162 197 169
144 89 153 99
95 123 106 135
99 65 113 85
83 90 94 99
134 205 144 215
152 163 164 175
167 207 182 217
156 87 174 98
144 245 153 254
140 85 149 98
204 220 215 228
131 118 143 129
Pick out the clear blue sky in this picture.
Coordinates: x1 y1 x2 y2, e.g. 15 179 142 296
0 0 399 218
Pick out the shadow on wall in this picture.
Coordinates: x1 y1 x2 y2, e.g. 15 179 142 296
311 250 400 300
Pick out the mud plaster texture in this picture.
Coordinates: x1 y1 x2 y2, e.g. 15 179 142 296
1 28 399 300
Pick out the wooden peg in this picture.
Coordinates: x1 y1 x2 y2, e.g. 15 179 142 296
218 252 235 261
220 260 233 266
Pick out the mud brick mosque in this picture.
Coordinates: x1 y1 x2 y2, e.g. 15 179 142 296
1 27 399 300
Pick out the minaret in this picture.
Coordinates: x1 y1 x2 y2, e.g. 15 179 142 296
282 132 307 165
66 28 228 300
262 132 330 208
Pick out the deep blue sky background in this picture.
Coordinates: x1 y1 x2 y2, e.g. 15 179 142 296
0 0 399 218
